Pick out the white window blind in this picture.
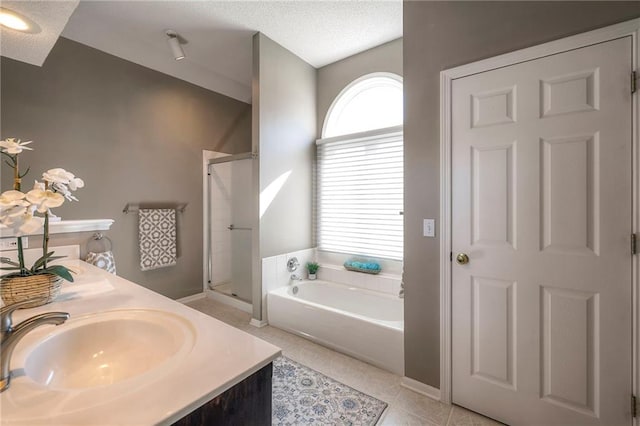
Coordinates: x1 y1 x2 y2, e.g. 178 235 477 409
316 126 403 260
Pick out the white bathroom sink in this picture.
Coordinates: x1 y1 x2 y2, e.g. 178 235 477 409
24 309 196 390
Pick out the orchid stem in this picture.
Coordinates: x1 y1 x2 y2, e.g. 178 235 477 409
13 154 20 191
12 154 26 274
43 182 50 270
43 213 49 269
16 237 25 275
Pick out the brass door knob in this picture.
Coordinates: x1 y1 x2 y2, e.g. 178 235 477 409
456 253 469 265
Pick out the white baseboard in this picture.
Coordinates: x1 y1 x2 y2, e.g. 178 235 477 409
177 292 206 304
250 318 268 328
401 377 441 401
205 289 252 314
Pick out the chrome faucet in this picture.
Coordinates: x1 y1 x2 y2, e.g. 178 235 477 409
0 297 70 392
290 273 303 282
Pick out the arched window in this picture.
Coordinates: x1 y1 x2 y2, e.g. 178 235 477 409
316 73 404 260
323 72 403 138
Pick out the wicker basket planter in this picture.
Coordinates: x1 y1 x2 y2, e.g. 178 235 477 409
0 274 62 308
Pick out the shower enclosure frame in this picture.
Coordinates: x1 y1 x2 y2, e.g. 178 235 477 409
202 150 256 313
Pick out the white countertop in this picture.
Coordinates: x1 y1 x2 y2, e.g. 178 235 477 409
0 260 281 425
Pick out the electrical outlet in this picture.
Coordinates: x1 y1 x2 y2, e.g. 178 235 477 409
423 219 435 237
0 238 26 250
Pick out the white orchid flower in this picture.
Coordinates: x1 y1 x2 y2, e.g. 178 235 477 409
42 169 83 201
0 190 27 209
0 205 28 227
0 191 30 223
51 182 77 201
42 168 75 184
42 169 83 199
0 138 33 155
26 185 65 213
8 210 44 237
68 177 84 191
0 191 34 231
2 205 26 218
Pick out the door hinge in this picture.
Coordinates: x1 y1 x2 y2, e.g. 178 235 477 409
632 233 637 255
632 394 637 418
633 71 638 94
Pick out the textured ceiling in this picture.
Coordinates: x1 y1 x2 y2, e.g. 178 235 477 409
61 1 402 103
0 0 79 66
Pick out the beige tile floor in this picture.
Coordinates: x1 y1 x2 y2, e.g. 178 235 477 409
186 297 503 426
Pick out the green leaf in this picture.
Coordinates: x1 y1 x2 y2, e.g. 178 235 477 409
30 252 66 272
30 253 54 271
0 267 21 271
0 257 21 267
42 265 74 282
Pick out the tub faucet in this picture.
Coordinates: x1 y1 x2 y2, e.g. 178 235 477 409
0 297 70 392
290 273 303 283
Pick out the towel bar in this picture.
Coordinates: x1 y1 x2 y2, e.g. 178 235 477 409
227 224 252 231
123 203 187 214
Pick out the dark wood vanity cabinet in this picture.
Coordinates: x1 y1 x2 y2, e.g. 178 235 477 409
172 363 272 426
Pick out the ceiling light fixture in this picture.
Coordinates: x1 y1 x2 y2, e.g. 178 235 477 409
0 8 30 32
166 30 185 61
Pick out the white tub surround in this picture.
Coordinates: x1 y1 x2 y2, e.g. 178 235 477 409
1 261 280 425
261 248 315 319
268 280 404 375
315 264 401 296
261 248 402 302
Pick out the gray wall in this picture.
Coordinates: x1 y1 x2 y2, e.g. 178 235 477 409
317 38 403 136
255 33 316 258
1 37 251 299
403 1 640 388
253 33 317 319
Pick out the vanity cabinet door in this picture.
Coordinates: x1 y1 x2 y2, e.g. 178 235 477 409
172 363 272 426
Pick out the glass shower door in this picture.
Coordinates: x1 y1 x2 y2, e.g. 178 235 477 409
208 156 253 303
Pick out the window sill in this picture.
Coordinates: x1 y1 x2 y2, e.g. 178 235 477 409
319 263 402 280
316 250 403 277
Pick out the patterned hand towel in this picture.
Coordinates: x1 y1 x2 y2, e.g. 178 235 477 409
86 251 117 274
139 208 177 271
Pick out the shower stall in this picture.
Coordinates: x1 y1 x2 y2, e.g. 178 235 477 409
206 153 254 304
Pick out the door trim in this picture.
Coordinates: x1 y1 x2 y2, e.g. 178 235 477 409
439 18 640 409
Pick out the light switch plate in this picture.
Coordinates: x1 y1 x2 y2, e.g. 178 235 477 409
423 219 435 237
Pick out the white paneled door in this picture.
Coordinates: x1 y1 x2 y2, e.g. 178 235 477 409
451 37 633 425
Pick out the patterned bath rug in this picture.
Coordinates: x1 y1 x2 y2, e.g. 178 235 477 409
272 356 388 426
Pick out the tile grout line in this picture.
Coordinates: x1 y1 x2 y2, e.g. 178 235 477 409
445 404 454 425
